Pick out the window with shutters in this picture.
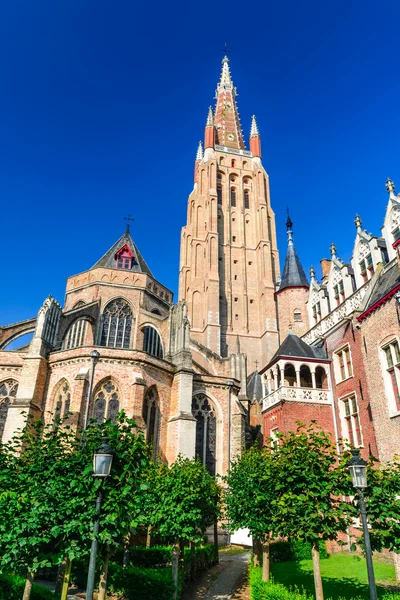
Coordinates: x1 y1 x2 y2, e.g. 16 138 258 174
142 326 163 358
92 379 120 425
192 394 217 476
100 299 132 349
382 339 400 412
341 395 363 447
0 379 18 440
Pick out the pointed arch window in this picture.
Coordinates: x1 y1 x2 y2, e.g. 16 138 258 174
53 380 71 423
93 379 120 425
230 188 236 207
143 387 159 458
192 394 217 476
0 379 18 440
143 326 163 358
63 319 88 350
244 189 250 209
100 299 132 349
217 186 222 205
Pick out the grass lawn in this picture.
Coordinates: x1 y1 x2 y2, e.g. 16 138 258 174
270 554 397 599
220 545 250 556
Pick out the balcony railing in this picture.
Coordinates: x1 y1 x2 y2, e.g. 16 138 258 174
262 386 331 411
302 280 372 346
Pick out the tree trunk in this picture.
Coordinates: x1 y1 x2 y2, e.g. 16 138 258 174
146 525 152 548
60 558 72 600
123 533 130 568
22 572 34 600
262 535 270 582
179 539 185 560
311 543 324 600
55 556 68 596
253 539 261 567
393 552 400 582
190 541 196 581
213 519 219 562
172 539 180 600
98 547 111 600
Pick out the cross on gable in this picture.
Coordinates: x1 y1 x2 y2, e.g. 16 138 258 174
124 214 135 233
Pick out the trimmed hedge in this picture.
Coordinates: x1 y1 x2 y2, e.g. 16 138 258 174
0 573 55 600
182 544 218 582
107 564 175 600
269 540 327 563
129 545 172 567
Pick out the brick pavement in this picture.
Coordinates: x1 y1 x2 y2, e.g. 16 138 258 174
203 551 250 600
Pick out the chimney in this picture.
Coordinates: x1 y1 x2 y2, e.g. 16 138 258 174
320 258 331 284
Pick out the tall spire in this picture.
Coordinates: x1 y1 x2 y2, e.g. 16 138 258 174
204 107 215 149
206 106 214 126
250 115 259 136
213 56 244 149
279 215 309 291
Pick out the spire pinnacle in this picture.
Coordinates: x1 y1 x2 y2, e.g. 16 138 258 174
213 57 244 149
218 55 233 90
310 266 316 282
354 214 362 232
330 242 337 258
206 106 214 126
286 210 293 245
386 178 395 195
196 141 203 161
250 115 259 136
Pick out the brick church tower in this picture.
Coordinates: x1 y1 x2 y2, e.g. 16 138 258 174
179 56 280 369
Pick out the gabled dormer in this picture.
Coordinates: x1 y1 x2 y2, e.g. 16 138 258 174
381 178 400 263
92 228 154 276
325 243 355 309
351 213 387 290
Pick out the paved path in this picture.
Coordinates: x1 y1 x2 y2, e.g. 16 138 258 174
204 551 250 600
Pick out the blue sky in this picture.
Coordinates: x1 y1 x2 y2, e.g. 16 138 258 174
1 0 400 325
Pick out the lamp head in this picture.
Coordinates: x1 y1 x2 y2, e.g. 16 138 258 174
93 438 115 478
347 448 367 489
90 350 100 360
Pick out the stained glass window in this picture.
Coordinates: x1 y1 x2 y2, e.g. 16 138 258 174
100 299 132 349
143 388 159 458
93 379 120 425
192 394 217 476
0 379 18 440
53 380 71 425
143 327 163 358
63 319 88 350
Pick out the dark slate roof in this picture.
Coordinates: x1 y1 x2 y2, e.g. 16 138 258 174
92 230 154 277
279 242 309 291
363 260 400 312
247 370 263 404
269 332 328 365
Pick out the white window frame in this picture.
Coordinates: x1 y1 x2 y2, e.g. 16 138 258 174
339 393 363 448
333 345 353 383
380 338 400 416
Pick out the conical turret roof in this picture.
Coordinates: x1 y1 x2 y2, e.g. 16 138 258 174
279 215 309 291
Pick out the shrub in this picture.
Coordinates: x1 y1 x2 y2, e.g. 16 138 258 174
107 563 175 600
269 540 327 563
0 573 55 600
182 544 218 582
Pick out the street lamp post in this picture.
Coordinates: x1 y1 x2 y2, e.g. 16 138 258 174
83 349 100 431
227 379 234 471
347 449 377 600
86 439 115 600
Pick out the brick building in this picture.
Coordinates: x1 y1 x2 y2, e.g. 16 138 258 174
1 56 400 478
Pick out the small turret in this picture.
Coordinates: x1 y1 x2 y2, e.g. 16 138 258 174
194 141 203 183
249 115 261 158
204 107 215 149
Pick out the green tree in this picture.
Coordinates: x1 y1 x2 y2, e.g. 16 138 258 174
0 411 150 600
224 446 277 581
272 423 351 600
141 456 220 598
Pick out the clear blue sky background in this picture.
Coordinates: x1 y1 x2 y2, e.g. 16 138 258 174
1 0 400 325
